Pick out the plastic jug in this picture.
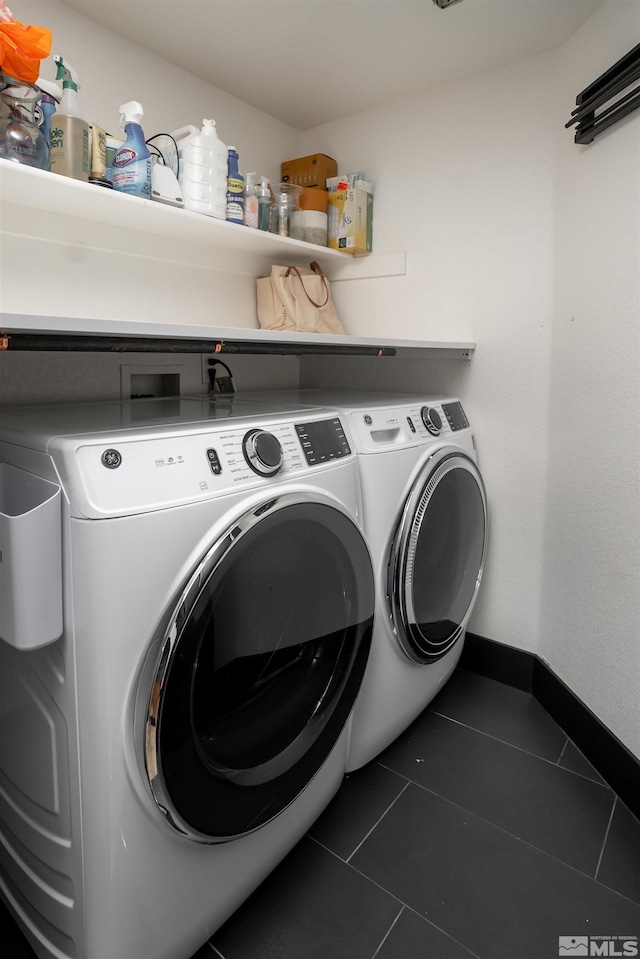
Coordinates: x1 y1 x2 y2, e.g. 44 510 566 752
0 75 49 169
172 119 227 219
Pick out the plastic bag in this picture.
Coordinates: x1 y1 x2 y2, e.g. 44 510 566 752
0 1 51 84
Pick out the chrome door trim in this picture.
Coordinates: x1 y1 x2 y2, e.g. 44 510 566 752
142 490 360 842
388 447 487 664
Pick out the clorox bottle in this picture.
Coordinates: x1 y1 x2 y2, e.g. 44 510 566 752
112 101 152 199
172 118 227 219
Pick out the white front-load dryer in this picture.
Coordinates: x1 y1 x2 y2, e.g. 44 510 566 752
0 396 374 959
334 391 487 771
238 390 488 773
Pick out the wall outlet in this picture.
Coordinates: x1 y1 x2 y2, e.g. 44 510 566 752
120 364 186 399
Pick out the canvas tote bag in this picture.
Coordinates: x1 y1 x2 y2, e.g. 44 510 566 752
256 261 345 335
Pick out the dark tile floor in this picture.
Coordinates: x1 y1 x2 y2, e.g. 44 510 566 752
2 668 640 959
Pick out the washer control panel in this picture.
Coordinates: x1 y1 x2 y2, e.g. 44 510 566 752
66 413 353 517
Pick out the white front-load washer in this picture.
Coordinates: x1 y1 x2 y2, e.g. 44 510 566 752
0 396 374 959
238 390 488 773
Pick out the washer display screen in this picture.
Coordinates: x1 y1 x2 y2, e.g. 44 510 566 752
295 418 352 464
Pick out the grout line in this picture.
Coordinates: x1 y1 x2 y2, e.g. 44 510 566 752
428 707 558 760
402 903 484 959
391 773 568 868
341 857 482 959
427 776 640 908
310 835 411 908
346 780 411 863
557 736 569 765
370 904 405 959
594 796 617 881
427 708 613 786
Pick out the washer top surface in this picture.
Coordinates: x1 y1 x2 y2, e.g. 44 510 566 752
0 395 356 519
0 394 328 447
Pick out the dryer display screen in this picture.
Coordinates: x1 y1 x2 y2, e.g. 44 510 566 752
295 418 352 465
442 402 469 432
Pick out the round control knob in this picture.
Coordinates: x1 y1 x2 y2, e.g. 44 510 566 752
242 429 283 476
421 406 442 436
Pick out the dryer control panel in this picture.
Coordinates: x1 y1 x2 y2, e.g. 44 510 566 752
441 401 470 432
343 397 472 454
345 400 459 454
52 412 354 518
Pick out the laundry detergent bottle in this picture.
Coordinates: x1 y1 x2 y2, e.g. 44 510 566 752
226 147 244 224
112 101 151 198
174 118 227 219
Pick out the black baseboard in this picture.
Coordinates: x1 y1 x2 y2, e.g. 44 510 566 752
459 632 535 692
461 633 640 821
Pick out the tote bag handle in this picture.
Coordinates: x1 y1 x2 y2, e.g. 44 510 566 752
285 261 329 309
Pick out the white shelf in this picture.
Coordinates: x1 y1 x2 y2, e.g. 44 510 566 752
0 160 474 360
0 159 404 280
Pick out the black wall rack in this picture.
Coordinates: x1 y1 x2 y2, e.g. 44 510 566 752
565 42 640 144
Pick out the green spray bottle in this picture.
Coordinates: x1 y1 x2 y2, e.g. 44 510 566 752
49 56 90 181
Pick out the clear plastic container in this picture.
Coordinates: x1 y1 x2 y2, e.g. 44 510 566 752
291 209 328 246
0 75 49 170
270 182 303 237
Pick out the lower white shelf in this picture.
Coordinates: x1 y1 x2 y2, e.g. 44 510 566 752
0 314 475 360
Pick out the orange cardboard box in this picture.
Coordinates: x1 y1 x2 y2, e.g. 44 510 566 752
281 153 337 189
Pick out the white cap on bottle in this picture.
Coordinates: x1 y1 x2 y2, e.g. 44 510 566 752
119 101 144 126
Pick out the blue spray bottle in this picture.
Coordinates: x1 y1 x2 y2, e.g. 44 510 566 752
112 101 151 198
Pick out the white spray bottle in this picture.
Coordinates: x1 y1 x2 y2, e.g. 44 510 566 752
49 56 89 181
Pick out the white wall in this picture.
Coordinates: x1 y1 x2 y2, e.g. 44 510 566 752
0 352 300 406
300 1 640 758
3 1 301 330
302 52 558 660
18 1 298 185
2 0 305 400
541 1 640 755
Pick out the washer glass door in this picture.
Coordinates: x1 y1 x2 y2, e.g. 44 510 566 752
144 493 374 842
389 449 487 663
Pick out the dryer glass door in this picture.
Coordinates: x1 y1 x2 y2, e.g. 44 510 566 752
144 494 374 842
389 449 487 663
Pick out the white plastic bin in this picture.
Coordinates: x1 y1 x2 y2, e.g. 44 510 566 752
0 463 63 650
